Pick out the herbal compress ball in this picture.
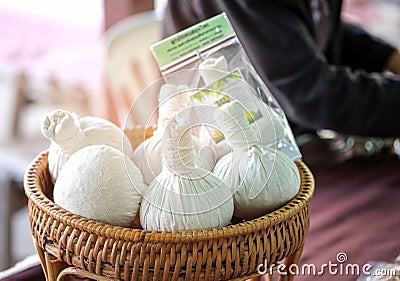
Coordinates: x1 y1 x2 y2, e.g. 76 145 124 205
140 114 234 231
53 145 146 227
213 101 300 219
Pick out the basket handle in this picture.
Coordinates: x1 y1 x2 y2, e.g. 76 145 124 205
56 267 109 281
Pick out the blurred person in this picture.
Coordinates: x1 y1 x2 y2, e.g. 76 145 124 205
163 0 400 137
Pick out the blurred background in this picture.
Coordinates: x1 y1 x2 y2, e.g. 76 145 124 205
0 0 399 273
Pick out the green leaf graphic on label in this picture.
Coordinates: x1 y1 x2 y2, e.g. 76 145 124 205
213 130 225 143
214 96 231 107
190 69 263 143
246 110 262 124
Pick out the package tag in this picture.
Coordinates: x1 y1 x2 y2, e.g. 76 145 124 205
151 13 234 70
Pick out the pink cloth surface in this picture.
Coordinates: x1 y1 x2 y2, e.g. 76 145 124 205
0 7 104 90
342 0 400 48
296 137 400 281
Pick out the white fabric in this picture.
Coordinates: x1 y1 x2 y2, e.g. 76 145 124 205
197 56 287 160
199 56 229 85
157 84 189 130
133 132 215 185
41 109 133 182
53 145 145 227
133 84 216 185
254 102 287 146
140 114 233 231
213 101 300 219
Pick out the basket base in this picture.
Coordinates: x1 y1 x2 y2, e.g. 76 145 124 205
35 241 304 281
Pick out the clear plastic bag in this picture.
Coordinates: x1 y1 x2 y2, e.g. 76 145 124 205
149 13 301 160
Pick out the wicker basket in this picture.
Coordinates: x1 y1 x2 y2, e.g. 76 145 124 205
24 128 314 281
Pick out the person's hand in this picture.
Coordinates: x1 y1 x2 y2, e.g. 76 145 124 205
387 50 400 75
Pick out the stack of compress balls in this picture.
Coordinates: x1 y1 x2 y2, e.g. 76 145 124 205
41 58 301 232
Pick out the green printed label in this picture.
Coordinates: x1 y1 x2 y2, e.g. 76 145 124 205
190 69 263 143
151 13 235 68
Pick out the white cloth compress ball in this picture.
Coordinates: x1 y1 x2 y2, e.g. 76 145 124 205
198 56 287 160
199 56 229 85
133 84 216 185
41 109 133 182
213 101 300 220
53 145 146 227
140 114 234 231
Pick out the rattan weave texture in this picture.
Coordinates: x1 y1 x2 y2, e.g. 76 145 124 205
24 128 314 281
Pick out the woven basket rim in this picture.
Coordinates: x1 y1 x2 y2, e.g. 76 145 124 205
24 150 314 244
